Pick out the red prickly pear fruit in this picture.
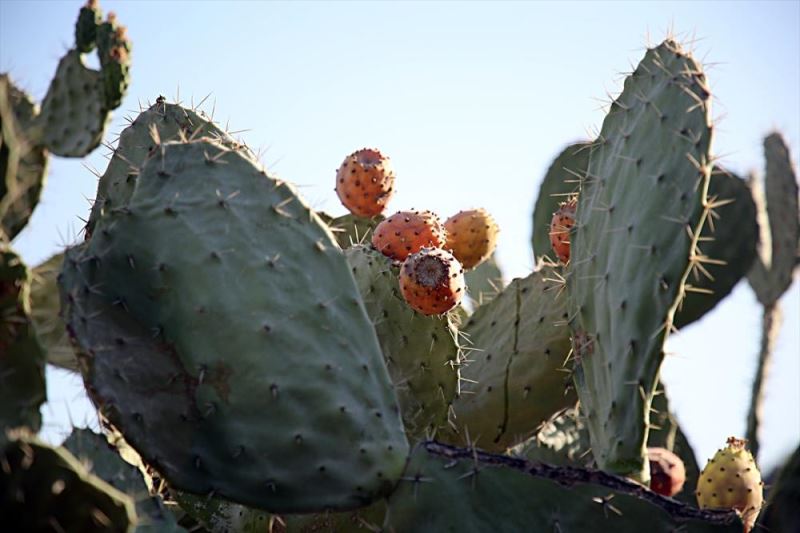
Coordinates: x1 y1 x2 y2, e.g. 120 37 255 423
696 437 764 533
372 210 446 262
399 247 465 316
549 197 577 263
647 447 686 497
335 148 395 217
443 208 499 270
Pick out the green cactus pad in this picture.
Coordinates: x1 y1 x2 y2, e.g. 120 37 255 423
674 167 757 328
747 133 799 306
383 442 743 532
567 40 713 480
61 138 409 513
86 101 233 237
0 432 136 532
282 501 386 532
0 247 46 434
464 252 504 307
345 245 461 440
444 264 575 452
63 428 185 533
329 213 384 249
75 1 102 54
0 76 48 241
33 50 109 157
30 252 79 372
95 18 131 110
531 141 591 262
510 407 592 467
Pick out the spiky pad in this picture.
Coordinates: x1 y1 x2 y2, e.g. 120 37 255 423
464 252 504 307
567 40 713 480
34 50 109 157
74 1 102 54
60 138 409 513
0 247 46 434
30 252 79 372
531 142 591 262
63 428 185 532
345 245 460 440
383 442 743 532
510 407 591 467
0 75 48 240
648 382 700 504
747 132 799 306
86 101 232 237
283 501 386 532
0 433 135 532
445 265 575 452
674 168 757 328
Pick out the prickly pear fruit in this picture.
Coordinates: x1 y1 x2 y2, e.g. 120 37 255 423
372 210 446 261
549 197 576 263
696 437 763 532
443 208 499 270
648 447 686 497
399 247 465 315
336 148 395 217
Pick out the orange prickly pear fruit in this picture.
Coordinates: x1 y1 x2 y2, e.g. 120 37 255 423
696 437 764 532
443 208 499 270
399 247 465 315
549 197 577 263
335 148 395 217
647 447 686 497
372 210 446 262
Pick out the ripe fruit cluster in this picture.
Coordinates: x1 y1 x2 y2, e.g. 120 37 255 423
335 149 499 315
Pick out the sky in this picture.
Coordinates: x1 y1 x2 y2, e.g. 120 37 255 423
1 1 798 475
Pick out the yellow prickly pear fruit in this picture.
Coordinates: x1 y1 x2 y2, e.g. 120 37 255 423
696 437 763 532
443 208 499 270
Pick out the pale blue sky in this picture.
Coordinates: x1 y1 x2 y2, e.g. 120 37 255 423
2 1 798 473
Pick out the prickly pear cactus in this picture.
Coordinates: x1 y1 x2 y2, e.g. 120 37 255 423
567 40 713 481
63 428 185 532
327 212 384 249
0 247 46 434
345 245 461 440
444 264 575 452
0 432 136 532
531 142 591 262
383 442 743 532
60 137 409 513
86 100 234 237
0 76 48 241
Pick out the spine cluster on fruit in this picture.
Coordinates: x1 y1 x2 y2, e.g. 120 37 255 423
3 8 798 533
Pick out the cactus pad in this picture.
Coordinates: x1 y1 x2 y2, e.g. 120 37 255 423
446 265 575 452
567 40 713 480
61 138 409 513
346 245 461 440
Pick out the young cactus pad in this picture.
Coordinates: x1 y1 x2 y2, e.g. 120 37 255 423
445 264 575 452
567 40 714 481
345 245 461 440
60 138 409 513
